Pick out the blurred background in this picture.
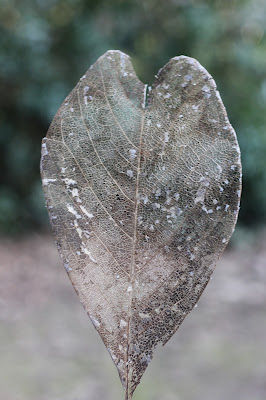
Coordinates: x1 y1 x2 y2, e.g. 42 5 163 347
0 0 265 399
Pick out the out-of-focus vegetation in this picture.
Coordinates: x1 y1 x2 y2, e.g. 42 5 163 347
0 0 265 234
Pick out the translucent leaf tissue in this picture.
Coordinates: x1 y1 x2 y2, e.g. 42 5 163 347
40 50 241 399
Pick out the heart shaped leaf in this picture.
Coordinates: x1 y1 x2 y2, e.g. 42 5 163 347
41 51 241 399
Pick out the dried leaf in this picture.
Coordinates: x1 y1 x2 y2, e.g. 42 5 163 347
40 51 241 399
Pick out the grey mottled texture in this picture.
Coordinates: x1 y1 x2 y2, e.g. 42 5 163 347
41 50 241 399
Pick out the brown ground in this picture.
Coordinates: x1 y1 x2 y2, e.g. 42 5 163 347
0 229 265 400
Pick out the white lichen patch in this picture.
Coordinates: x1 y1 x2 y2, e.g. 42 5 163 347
126 170 133 178
176 207 183 216
129 149 137 159
138 216 143 225
185 74 193 81
195 187 207 204
120 51 126 75
66 204 81 219
139 312 151 319
127 285 132 292
82 246 96 262
202 206 213 214
202 85 210 92
63 178 77 187
141 354 152 364
64 261 72 273
120 319 127 328
174 192 180 201
165 196 172 205
232 145 240 154
164 132 169 142
202 85 211 98
80 205 94 219
74 220 83 239
70 188 81 203
168 206 179 219
90 316 100 328
199 176 210 187
43 178 57 185
217 165 222 175
71 187 79 197
224 204 230 212
41 142 48 156
155 188 161 198
142 195 149 205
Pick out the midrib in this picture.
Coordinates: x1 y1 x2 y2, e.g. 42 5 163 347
125 83 148 399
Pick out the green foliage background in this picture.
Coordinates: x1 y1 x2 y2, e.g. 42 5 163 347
0 0 265 234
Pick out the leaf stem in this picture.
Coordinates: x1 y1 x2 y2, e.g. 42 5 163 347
125 390 132 400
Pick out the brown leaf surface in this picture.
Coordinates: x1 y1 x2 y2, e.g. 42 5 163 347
40 50 241 399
